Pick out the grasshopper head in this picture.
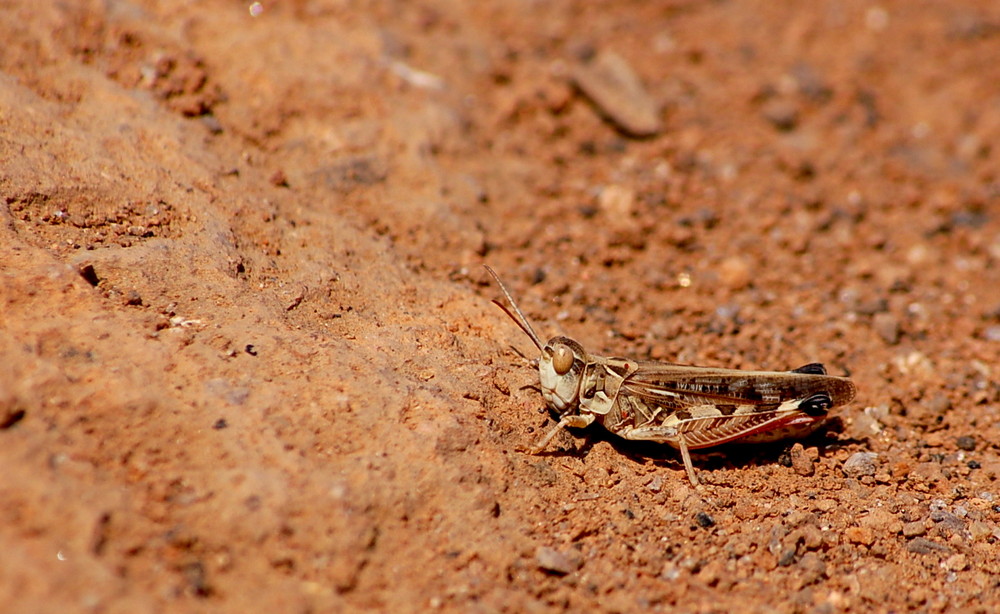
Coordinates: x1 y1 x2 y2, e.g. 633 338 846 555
538 336 587 413
485 266 587 416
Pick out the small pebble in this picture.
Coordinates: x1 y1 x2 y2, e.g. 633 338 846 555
535 546 582 575
848 410 883 440
924 392 952 415
902 521 926 538
910 462 945 484
854 297 888 316
269 169 289 187
598 184 636 225
718 256 751 290
761 99 800 131
844 526 875 546
777 547 797 567
980 461 1000 480
571 51 663 137
789 443 815 476
860 508 902 534
983 325 1000 342
955 435 976 451
695 511 715 528
795 524 824 551
646 475 663 493
969 521 992 541
943 553 968 572
124 289 143 306
873 312 901 345
842 452 878 478
906 537 950 555
797 551 827 580
930 510 966 534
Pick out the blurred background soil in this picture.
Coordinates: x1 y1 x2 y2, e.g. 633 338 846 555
2 1 999 611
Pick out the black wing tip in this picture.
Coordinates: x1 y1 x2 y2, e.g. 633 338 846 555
799 392 833 416
791 362 828 375
790 363 858 405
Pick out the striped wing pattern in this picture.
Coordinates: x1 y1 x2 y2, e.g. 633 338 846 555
620 363 857 449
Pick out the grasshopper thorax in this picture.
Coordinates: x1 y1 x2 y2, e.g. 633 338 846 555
539 336 587 413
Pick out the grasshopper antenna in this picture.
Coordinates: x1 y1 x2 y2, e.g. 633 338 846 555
484 265 544 351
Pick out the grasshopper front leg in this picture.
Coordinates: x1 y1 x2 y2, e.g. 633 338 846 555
529 414 596 454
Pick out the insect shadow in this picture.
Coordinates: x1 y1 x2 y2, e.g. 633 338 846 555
533 412 850 477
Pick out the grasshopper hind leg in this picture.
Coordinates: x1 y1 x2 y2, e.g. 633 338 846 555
618 425 701 486
674 434 700 487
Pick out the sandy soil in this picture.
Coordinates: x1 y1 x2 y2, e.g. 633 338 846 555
2 1 1000 611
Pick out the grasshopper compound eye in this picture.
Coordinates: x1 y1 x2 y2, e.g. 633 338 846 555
552 344 574 375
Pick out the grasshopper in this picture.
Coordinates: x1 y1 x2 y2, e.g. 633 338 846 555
485 266 856 486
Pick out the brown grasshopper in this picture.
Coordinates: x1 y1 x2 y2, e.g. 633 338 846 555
485 266 856 486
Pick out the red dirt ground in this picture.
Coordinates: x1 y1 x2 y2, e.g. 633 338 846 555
2 1 999 612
